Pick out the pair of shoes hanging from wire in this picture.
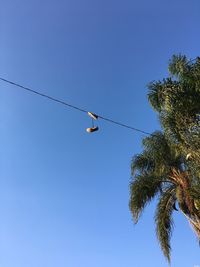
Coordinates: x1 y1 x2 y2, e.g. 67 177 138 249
86 112 99 133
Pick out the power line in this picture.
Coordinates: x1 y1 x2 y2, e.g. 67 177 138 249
0 76 151 135
0 77 88 113
97 116 150 135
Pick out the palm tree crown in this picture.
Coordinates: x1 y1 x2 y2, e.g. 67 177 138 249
130 131 200 262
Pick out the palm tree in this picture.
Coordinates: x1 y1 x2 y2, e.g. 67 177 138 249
129 131 200 262
148 55 200 168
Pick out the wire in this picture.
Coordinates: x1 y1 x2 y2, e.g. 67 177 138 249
0 77 152 135
0 77 88 113
98 116 151 135
1 55 198 135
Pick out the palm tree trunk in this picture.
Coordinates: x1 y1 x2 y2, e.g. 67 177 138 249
170 168 200 239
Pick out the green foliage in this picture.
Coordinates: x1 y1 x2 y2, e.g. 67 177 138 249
168 54 188 77
148 78 179 112
130 55 200 263
148 55 200 168
129 173 161 222
155 186 176 262
130 132 183 261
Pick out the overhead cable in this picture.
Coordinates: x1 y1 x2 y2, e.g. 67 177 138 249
0 76 154 136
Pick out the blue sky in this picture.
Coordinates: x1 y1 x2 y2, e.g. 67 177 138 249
0 0 200 266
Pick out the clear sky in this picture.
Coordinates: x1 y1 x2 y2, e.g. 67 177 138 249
0 0 200 266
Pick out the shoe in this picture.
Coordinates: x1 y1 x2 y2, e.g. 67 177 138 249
86 126 99 133
87 112 98 120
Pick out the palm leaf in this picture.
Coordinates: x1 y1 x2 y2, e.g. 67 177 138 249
131 153 154 176
129 173 161 223
155 186 176 262
168 54 188 77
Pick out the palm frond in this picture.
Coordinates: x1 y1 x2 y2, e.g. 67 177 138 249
147 80 164 112
142 132 178 175
131 153 154 176
155 186 176 262
168 54 189 78
129 174 161 223
148 78 179 112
